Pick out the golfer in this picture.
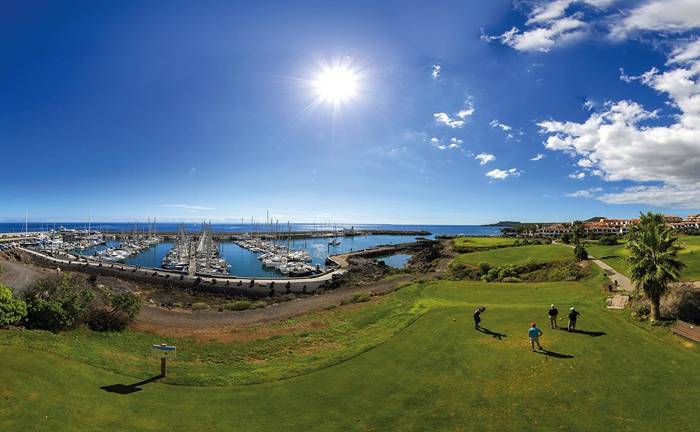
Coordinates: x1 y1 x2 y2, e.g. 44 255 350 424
528 322 543 351
568 307 580 332
548 304 559 328
473 307 486 329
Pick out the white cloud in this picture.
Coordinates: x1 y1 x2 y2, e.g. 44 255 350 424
483 16 587 52
475 152 496 165
489 119 512 131
569 172 586 179
457 106 475 119
611 0 700 39
432 64 442 79
530 153 545 161
583 99 596 111
482 0 617 52
566 187 603 198
430 137 463 150
539 44 700 208
434 99 474 128
434 112 465 128
668 39 700 64
528 0 615 25
597 184 700 208
486 168 521 180
163 204 215 211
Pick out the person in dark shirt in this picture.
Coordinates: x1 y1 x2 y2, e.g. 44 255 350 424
548 304 559 328
473 307 486 329
568 307 580 332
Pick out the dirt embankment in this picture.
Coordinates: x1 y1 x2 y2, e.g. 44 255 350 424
0 250 54 294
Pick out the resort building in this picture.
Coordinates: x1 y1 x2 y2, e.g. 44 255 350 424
529 215 700 238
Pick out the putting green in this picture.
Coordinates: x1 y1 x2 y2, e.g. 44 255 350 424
452 244 573 267
1 273 698 431
453 236 516 249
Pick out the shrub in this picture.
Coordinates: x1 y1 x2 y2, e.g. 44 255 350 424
546 260 584 281
478 262 491 274
501 276 522 283
88 291 142 332
0 283 27 326
485 268 499 282
111 292 142 320
191 302 210 311
88 309 128 331
23 273 95 331
561 233 571 244
574 244 588 262
224 300 252 311
342 292 371 305
661 284 700 323
598 235 619 246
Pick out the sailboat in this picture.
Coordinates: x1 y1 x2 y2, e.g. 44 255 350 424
328 223 341 246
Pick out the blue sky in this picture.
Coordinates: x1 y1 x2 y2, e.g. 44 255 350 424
1 0 700 224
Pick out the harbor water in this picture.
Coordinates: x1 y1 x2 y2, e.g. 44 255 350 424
23 223 503 278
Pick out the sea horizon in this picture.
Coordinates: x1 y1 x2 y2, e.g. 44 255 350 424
0 222 504 236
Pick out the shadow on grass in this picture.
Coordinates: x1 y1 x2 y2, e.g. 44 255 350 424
556 328 607 337
476 327 507 340
535 349 574 359
101 375 163 395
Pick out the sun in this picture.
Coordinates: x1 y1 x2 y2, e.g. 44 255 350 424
313 66 358 104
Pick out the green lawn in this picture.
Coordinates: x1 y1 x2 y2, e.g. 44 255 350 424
452 244 573 267
586 235 700 281
453 236 515 249
1 265 698 431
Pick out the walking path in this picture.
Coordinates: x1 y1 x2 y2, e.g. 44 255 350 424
588 257 634 292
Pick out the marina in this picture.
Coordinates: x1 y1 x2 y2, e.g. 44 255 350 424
2 223 504 279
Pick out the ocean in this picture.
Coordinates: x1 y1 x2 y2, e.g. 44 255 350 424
0 222 502 237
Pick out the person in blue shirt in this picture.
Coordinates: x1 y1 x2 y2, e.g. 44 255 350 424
528 322 543 351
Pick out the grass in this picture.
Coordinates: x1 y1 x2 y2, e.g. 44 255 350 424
1 260 699 431
452 243 573 267
452 236 516 250
586 235 700 281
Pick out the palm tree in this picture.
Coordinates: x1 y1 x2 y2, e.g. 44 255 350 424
626 212 684 321
570 220 585 245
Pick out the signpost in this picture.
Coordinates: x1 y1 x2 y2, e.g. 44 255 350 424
151 343 176 377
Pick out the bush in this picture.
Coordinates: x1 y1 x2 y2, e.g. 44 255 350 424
88 309 129 331
501 276 522 283
560 233 571 244
0 283 27 326
251 300 267 309
661 284 700 323
224 300 252 311
191 302 210 311
112 292 142 320
478 262 491 274
88 291 142 332
574 244 588 262
23 274 95 331
546 260 584 281
598 235 619 246
342 292 371 305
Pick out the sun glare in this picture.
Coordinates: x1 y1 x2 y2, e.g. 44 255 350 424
314 66 358 103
